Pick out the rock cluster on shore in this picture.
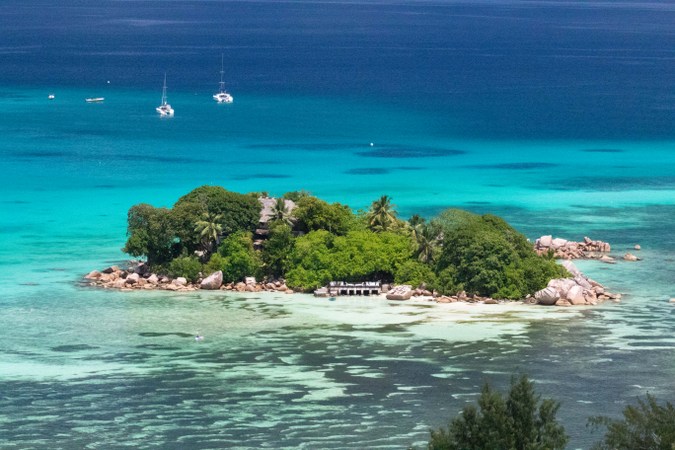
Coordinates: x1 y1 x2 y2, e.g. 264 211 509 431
85 260 619 307
386 285 500 305
534 235 612 260
383 260 619 307
84 264 296 294
533 260 620 306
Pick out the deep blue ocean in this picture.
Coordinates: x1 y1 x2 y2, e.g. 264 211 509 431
1 1 674 449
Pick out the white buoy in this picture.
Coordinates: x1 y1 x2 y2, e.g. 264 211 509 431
369 142 374 146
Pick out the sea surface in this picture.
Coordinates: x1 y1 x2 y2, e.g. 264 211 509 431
0 1 674 449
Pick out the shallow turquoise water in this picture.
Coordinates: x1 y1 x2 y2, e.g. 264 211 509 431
1 85 674 449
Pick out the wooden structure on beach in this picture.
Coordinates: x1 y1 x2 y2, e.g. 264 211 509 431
315 281 383 297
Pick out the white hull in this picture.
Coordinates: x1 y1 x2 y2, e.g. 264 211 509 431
86 97 105 103
213 92 233 103
156 104 174 117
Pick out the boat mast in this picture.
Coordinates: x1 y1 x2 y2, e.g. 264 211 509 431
161 72 168 106
219 53 225 93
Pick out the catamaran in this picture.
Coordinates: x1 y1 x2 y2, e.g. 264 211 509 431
213 54 233 103
156 73 174 117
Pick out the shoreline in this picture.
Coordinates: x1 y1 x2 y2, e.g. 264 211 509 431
83 257 623 307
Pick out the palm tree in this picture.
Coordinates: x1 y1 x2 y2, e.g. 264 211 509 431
271 197 294 227
414 223 440 264
194 212 223 255
408 214 425 228
367 195 398 232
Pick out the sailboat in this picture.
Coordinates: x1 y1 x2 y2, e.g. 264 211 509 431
156 73 174 117
213 54 233 104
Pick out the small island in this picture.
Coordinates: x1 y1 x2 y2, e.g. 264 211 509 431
85 185 619 306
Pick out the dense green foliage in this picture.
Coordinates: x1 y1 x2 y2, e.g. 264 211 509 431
166 256 202 283
394 260 437 287
122 187 567 297
292 196 355 235
261 222 295 279
426 375 568 450
589 395 675 450
205 231 261 282
123 204 176 266
123 185 261 277
174 185 261 237
432 210 567 299
170 200 208 253
285 230 413 290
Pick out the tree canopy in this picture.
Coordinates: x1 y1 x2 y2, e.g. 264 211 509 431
426 375 568 450
366 194 399 232
433 209 567 299
589 394 675 450
123 204 176 266
121 188 568 298
205 231 261 283
292 195 355 235
284 229 413 290
174 185 261 237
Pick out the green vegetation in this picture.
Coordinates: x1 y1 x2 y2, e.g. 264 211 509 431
292 196 356 235
206 231 261 283
123 204 176 266
285 230 413 290
173 185 260 237
425 375 568 450
432 210 567 299
261 222 294 279
423 377 674 450
589 394 675 450
166 256 202 283
194 212 223 256
122 186 567 297
123 185 261 262
367 194 400 232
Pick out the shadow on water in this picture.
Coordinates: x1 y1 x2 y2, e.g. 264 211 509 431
138 332 195 338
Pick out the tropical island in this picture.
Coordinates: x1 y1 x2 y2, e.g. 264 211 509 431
85 185 620 305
